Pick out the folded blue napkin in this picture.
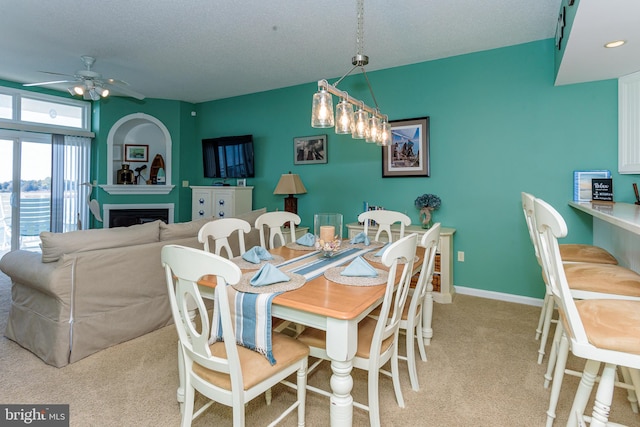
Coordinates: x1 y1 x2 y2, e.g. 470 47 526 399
296 232 316 247
374 243 390 257
242 246 274 264
341 256 378 277
250 263 291 287
349 232 370 245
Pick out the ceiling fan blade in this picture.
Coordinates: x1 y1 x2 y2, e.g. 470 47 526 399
23 79 78 87
104 81 145 100
39 71 75 77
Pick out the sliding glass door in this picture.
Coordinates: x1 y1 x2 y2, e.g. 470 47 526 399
0 133 52 253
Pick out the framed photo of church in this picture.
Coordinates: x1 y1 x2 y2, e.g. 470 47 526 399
382 117 430 177
294 134 327 165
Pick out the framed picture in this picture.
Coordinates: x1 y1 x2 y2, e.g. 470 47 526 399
236 178 246 187
294 135 327 165
124 144 149 162
382 117 430 177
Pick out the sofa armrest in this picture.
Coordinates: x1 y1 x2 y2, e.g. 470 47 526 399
0 250 72 299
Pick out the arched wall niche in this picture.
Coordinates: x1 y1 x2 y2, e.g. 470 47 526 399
101 113 174 195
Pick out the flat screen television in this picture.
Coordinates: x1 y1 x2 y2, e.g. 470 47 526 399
202 135 255 179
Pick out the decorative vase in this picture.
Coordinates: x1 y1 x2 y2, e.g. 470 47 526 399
314 213 343 257
419 207 434 229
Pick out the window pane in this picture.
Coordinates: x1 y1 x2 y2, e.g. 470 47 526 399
21 97 83 128
0 93 12 119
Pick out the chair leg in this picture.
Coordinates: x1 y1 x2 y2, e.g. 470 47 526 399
618 366 639 414
544 321 563 389
628 368 640 414
406 320 420 391
588 363 617 427
536 292 550 340
415 319 427 362
177 341 185 413
368 369 381 427
567 359 600 427
546 332 569 427
537 296 555 364
391 345 405 408
297 360 308 426
181 380 195 427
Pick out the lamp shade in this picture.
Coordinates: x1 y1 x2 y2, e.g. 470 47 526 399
273 173 307 195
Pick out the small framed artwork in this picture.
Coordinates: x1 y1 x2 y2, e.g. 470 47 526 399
294 134 327 165
382 117 430 178
124 144 149 162
236 178 246 187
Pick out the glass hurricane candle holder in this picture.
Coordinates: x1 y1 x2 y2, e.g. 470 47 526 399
314 213 343 257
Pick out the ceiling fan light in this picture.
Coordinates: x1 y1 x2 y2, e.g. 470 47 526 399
72 85 85 96
96 86 109 97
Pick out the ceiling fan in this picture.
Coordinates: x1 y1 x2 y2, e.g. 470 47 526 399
23 55 145 101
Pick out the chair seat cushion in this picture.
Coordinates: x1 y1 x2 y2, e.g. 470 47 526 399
560 244 617 265
576 299 640 355
564 263 640 297
193 332 309 391
297 317 394 359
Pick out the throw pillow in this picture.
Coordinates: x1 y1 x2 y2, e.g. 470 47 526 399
159 216 214 241
41 220 161 263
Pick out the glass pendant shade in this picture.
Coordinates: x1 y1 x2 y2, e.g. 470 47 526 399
334 99 354 134
311 89 334 128
378 120 392 146
366 115 381 143
352 108 368 139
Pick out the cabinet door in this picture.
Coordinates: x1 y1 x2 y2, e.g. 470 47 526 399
619 71 640 173
192 190 212 219
213 192 233 218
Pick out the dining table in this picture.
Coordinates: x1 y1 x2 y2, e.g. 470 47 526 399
196 239 424 427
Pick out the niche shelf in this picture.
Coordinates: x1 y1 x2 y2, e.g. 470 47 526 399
101 113 175 195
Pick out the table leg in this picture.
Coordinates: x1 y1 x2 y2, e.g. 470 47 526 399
422 283 434 345
325 317 358 427
329 360 354 426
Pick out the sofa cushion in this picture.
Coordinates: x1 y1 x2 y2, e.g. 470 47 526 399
158 208 267 242
40 220 161 263
159 216 214 241
235 207 267 227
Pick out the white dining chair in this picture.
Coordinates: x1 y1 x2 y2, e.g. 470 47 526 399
161 244 309 427
357 209 411 243
197 218 251 258
255 211 301 249
399 223 440 391
297 233 419 427
533 198 640 427
521 192 619 364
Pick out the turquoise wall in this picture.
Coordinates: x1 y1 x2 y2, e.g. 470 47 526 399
191 39 637 299
5 38 638 300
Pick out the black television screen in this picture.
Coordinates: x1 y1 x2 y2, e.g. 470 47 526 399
202 135 255 179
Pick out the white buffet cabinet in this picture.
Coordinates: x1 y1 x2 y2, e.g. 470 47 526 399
191 186 253 220
346 222 456 303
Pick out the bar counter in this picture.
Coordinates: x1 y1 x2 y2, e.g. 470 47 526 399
568 201 640 274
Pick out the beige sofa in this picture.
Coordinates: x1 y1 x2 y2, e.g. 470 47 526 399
0 208 264 367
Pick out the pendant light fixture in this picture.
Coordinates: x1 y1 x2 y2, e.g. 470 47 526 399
310 0 392 146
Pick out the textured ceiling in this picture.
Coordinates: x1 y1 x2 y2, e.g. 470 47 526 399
1 0 637 104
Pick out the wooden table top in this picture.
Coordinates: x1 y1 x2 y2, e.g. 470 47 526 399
199 244 423 321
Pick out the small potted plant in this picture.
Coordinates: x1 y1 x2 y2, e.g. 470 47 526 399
414 193 441 229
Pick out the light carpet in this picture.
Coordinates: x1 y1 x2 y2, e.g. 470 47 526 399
0 270 638 426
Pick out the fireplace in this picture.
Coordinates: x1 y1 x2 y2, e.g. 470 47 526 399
103 203 174 228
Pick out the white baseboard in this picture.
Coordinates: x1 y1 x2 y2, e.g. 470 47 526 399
454 286 543 307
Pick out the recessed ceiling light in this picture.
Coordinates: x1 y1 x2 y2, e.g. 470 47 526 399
604 40 626 48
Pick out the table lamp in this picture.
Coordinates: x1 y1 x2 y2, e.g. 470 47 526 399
273 172 307 215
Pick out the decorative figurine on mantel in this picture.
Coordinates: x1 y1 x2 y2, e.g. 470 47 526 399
415 193 441 229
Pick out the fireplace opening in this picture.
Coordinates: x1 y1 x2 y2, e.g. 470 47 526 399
109 209 169 228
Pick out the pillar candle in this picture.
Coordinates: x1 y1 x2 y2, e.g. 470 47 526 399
319 225 335 242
